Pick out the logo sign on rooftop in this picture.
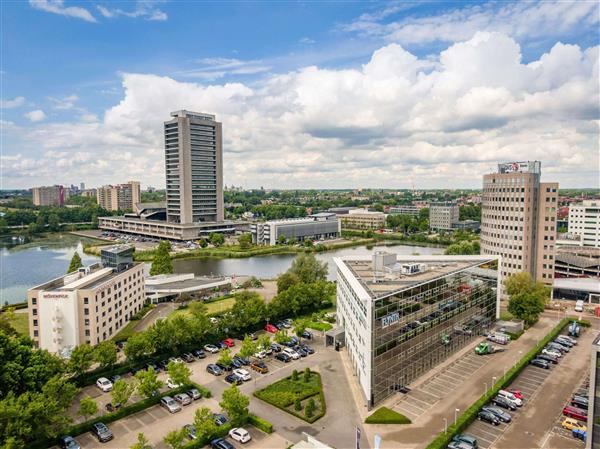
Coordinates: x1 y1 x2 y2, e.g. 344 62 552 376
381 312 400 329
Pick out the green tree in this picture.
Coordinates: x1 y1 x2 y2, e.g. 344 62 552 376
78 396 98 420
292 369 299 381
305 398 315 418
238 233 252 249
91 214 99 229
277 272 300 294
130 433 150 449
274 330 291 344
304 239 313 247
164 428 187 449
124 331 153 361
67 251 83 273
288 253 327 283
294 398 302 411
198 238 208 248
48 214 60 232
209 232 225 246
135 367 164 398
257 333 271 351
277 234 287 245
303 367 311 383
167 361 192 386
238 335 258 359
111 379 134 407
0 217 8 234
229 291 266 333
217 348 233 366
94 340 117 368
219 384 250 426
294 318 308 340
193 406 219 441
150 240 173 276
505 272 549 326
68 343 94 376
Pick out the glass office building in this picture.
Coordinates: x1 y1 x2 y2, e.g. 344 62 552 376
335 252 500 407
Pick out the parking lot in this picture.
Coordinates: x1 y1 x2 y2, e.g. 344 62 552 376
393 350 490 421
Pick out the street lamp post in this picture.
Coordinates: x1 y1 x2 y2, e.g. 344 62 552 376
484 382 488 394
454 408 460 425
492 376 497 388
443 418 448 434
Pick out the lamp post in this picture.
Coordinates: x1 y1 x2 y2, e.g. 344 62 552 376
492 376 497 388
443 417 448 434
454 408 460 425
484 382 488 394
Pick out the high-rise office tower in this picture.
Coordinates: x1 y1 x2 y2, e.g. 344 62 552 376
480 161 558 284
164 110 224 224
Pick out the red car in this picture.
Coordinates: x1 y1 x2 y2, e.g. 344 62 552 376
508 389 524 400
265 324 279 334
222 338 235 348
563 406 587 421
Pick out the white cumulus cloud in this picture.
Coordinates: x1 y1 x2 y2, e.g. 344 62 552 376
1 96 26 108
24 110 47 122
29 0 96 22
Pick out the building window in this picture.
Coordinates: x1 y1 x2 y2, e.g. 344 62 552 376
32 308 37 316
84 297 89 304
84 308 89 315
31 298 37 305
33 330 38 337
33 319 38 326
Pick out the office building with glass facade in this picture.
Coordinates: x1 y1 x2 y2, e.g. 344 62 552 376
334 252 500 407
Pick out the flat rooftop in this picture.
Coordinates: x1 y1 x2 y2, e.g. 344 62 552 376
99 215 235 228
30 262 139 292
336 254 498 299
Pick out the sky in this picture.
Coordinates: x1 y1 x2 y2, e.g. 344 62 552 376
1 0 599 190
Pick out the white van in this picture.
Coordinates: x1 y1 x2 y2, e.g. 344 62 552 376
283 347 300 360
575 300 584 312
498 389 523 407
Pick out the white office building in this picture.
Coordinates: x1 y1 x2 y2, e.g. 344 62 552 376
251 213 340 245
569 201 600 248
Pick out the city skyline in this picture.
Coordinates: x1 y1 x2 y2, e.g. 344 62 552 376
2 1 599 190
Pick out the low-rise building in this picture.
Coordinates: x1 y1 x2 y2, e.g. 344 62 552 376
388 206 420 217
31 185 69 206
339 209 385 230
334 252 500 407
555 246 600 279
146 273 232 303
429 201 460 231
569 201 600 248
97 181 141 211
27 245 145 355
251 213 340 245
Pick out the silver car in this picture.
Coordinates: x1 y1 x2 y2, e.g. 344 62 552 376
160 396 182 413
174 393 192 406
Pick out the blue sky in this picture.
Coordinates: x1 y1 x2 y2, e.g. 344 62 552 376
2 1 599 189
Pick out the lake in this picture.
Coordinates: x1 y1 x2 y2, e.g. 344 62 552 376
0 234 444 305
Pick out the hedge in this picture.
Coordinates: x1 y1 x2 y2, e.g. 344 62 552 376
365 407 411 424
30 383 209 449
248 413 274 433
180 414 274 448
425 317 584 449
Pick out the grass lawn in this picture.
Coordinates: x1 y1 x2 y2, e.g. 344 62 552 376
5 312 29 336
306 321 333 332
205 297 237 315
365 407 411 424
254 370 326 423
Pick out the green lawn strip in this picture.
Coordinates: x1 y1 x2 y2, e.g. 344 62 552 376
426 317 590 449
365 407 411 424
112 303 155 342
254 371 326 423
305 321 333 332
5 311 29 336
29 383 210 449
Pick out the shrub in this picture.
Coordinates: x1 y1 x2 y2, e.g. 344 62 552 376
303 367 311 383
365 407 411 424
248 414 273 433
294 399 302 411
305 398 315 418
292 369 299 381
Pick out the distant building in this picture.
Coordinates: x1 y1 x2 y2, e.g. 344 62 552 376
145 273 232 303
388 205 420 217
569 201 600 248
81 188 97 198
97 181 141 211
553 277 600 304
80 182 85 191
412 200 429 209
334 252 500 407
251 213 340 245
27 245 145 354
555 246 600 279
327 207 359 215
340 209 385 230
480 161 558 285
429 202 460 231
31 185 69 206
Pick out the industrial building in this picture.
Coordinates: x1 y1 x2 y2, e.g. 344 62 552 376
31 185 69 206
251 213 340 245
480 161 558 284
27 245 145 355
96 181 141 211
334 252 500 407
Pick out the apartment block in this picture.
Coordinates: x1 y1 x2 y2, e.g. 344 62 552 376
31 185 69 206
340 209 386 230
569 201 600 248
429 201 460 231
27 246 145 354
164 110 224 224
97 181 141 211
480 161 558 284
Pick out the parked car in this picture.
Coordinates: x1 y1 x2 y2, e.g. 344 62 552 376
276 321 288 329
105 402 122 413
108 374 122 383
498 390 523 407
294 346 308 357
447 442 474 449
301 345 315 354
563 405 588 421
91 423 114 442
254 350 267 359
216 362 233 372
575 300 584 312
158 359 170 370
59 436 81 449
562 417 587 432
530 358 551 369
207 364 223 376
174 393 192 405
204 344 219 353
554 337 574 347
275 352 291 362
477 410 500 426
96 377 113 392
168 377 183 389
225 373 243 385
571 396 589 409
182 353 195 363
192 349 206 358
482 406 512 423
187 388 202 400
301 330 313 339
559 335 578 345
184 424 197 440
283 347 300 360
250 361 269 373
231 358 244 369
229 427 252 443
548 342 570 353
536 353 559 364
160 396 182 413
213 413 229 426
283 318 293 327
233 368 251 381
210 438 235 449
270 343 282 352
222 338 236 348
507 389 524 400
169 357 184 364
491 395 517 411
451 434 478 449
265 324 279 333
234 356 250 365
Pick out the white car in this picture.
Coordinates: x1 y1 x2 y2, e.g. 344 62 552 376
283 348 300 360
96 377 113 392
233 369 251 381
166 378 182 389
542 348 562 358
229 427 251 443
204 344 219 353
254 350 267 359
